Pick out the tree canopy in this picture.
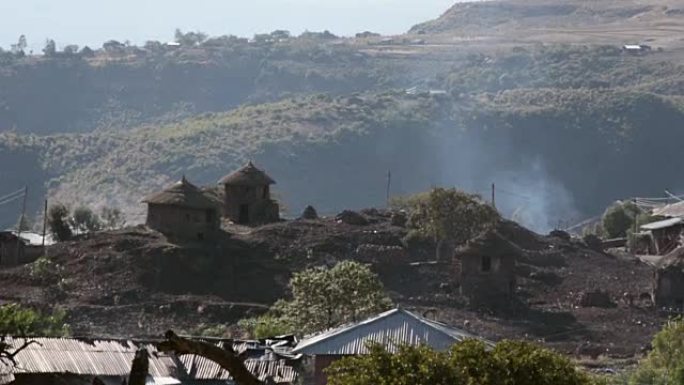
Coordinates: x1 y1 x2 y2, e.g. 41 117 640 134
242 261 392 338
630 318 684 385
327 339 599 385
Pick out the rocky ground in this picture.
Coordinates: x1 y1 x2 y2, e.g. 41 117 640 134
0 209 664 367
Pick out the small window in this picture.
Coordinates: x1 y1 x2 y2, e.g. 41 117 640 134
481 256 491 272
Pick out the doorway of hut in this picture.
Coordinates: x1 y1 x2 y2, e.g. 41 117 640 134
239 204 249 224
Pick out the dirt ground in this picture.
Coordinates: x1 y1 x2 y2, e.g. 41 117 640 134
0 211 667 368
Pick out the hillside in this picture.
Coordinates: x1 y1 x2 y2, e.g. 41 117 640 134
410 0 684 48
0 214 659 357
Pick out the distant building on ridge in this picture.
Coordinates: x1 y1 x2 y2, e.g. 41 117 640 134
218 161 279 226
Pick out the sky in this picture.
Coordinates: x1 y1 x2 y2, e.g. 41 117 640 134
0 0 457 51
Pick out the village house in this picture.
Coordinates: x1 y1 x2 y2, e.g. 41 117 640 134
0 336 299 385
0 231 51 267
640 218 684 255
452 230 518 302
654 246 684 310
292 308 490 385
218 162 279 226
143 176 220 241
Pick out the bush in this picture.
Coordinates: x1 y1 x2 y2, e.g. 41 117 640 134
48 203 72 241
327 339 598 385
630 318 684 385
238 315 292 339
0 303 70 337
601 201 641 238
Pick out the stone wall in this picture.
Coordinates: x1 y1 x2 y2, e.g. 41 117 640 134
146 204 219 240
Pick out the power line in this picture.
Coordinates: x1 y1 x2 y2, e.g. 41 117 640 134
0 193 24 207
0 188 25 202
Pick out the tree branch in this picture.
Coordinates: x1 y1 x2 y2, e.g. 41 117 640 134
157 331 264 385
0 338 40 366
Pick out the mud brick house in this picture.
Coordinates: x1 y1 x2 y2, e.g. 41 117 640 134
0 231 23 266
654 246 684 309
218 162 279 225
293 308 490 385
0 336 299 385
453 230 519 301
143 176 220 241
640 218 684 255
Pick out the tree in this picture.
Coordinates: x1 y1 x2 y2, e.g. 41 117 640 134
70 206 102 234
63 44 79 55
100 207 126 230
630 319 684 385
174 29 208 46
0 303 69 372
47 203 72 242
43 39 56 56
238 315 291 339
602 201 640 238
270 261 392 335
327 339 599 385
11 35 27 55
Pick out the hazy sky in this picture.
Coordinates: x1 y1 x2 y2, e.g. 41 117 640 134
0 0 457 51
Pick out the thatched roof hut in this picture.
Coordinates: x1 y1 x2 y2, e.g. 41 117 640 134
218 161 275 186
455 230 522 259
143 176 217 210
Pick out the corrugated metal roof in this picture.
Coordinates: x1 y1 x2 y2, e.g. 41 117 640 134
653 201 684 218
180 355 296 383
5 337 177 377
293 308 491 355
3 337 298 384
641 217 683 231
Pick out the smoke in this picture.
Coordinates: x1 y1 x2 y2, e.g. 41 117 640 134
429 125 579 234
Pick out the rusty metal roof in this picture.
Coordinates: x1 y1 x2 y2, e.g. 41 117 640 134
4 337 177 378
3 337 298 384
293 308 491 355
180 355 296 383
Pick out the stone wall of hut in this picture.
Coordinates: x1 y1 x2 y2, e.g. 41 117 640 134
223 185 279 225
655 268 684 309
456 253 515 301
146 204 219 240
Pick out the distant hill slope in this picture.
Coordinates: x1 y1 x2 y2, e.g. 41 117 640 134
410 0 684 47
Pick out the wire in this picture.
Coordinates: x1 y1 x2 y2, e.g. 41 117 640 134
0 188 24 202
0 193 23 207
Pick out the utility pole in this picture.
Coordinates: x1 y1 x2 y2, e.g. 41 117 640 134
491 183 496 209
15 186 27 263
42 198 48 250
386 169 392 208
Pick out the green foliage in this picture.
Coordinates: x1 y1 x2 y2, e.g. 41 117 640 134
29 256 64 285
0 303 70 337
69 205 102 234
47 203 72 242
270 261 392 335
238 315 292 339
327 339 596 385
630 319 684 385
399 188 499 244
601 201 641 238
100 207 126 230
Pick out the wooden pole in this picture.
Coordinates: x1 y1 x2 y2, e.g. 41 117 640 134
491 183 496 209
386 169 391 208
15 186 27 262
42 199 48 250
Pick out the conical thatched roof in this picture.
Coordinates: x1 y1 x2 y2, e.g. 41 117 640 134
218 161 275 186
143 177 217 210
455 230 521 258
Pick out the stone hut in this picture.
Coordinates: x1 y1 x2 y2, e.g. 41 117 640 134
143 177 220 241
218 162 279 225
654 246 684 309
453 230 519 301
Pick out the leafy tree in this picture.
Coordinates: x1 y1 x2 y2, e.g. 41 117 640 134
327 339 598 385
100 207 126 230
47 203 72 242
269 261 392 335
63 45 79 55
70 206 102 234
0 303 69 337
602 201 641 238
79 46 95 57
630 319 684 385
396 188 499 259
238 315 292 339
174 29 208 46
43 39 56 56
